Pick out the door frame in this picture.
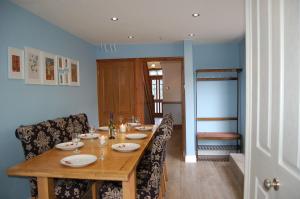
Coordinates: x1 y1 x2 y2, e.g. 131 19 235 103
244 0 253 198
140 57 186 159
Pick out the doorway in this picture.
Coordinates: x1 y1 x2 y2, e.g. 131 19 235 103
142 57 185 157
148 63 164 118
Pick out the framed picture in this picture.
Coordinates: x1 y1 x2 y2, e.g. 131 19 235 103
58 57 70 86
70 59 80 86
24 47 42 84
41 52 58 85
8 47 24 79
57 56 64 70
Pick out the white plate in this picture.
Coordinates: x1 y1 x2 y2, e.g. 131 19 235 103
98 126 109 131
112 143 141 152
55 142 84 151
127 122 141 127
126 133 147 140
60 154 97 168
79 133 98 139
135 126 153 131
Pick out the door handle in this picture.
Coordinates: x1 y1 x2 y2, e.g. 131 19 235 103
263 178 280 191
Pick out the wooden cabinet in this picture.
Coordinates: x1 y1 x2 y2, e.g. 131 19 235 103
97 59 143 125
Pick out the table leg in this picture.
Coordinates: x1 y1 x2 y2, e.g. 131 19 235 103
122 170 136 199
37 177 55 199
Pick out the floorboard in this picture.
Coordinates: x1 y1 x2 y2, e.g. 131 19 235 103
165 128 243 199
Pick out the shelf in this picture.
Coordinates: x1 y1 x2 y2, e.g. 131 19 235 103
196 117 238 121
196 68 242 73
197 132 240 140
197 77 238 81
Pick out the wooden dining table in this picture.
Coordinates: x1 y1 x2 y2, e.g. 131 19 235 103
7 126 156 199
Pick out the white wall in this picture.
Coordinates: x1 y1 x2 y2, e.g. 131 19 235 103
161 61 182 125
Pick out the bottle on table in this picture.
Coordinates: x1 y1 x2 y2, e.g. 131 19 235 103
109 112 115 139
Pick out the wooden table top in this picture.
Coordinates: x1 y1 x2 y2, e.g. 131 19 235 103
7 127 156 182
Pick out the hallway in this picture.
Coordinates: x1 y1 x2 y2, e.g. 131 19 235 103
165 128 243 199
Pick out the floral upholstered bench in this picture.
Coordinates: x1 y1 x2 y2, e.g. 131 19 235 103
15 113 92 199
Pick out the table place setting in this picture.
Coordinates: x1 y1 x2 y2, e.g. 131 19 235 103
98 126 109 131
111 143 141 152
55 141 84 151
78 133 98 139
134 125 153 131
60 154 97 168
127 122 141 127
125 133 147 139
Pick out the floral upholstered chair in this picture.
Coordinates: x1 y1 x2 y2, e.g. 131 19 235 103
70 113 90 134
98 114 174 199
15 115 91 199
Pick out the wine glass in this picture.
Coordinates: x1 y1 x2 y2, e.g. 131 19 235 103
89 125 96 135
119 116 124 125
135 116 140 124
72 133 81 154
98 135 108 160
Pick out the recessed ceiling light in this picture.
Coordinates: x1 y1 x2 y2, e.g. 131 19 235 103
189 33 195 37
128 35 134 39
111 17 118 21
151 64 156 68
192 13 200 17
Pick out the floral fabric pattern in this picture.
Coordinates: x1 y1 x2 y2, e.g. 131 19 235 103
70 113 89 134
15 113 91 198
98 114 174 199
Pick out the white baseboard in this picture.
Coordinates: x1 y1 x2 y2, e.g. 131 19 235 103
185 155 197 163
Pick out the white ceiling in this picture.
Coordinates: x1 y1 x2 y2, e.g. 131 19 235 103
11 0 245 44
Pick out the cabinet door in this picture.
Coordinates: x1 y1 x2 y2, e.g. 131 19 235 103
97 60 135 125
98 63 118 125
115 60 135 121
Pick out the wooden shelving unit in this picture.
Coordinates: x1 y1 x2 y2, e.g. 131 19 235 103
197 132 241 140
195 68 242 160
196 117 238 121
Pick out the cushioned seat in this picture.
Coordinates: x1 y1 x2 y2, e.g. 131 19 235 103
70 113 89 134
15 113 91 198
98 115 174 199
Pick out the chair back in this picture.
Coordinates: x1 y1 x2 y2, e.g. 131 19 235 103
15 113 89 197
145 114 174 198
70 113 89 134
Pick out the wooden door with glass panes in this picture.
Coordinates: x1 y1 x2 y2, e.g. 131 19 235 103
149 69 163 117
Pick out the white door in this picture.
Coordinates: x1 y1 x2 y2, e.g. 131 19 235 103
247 0 300 198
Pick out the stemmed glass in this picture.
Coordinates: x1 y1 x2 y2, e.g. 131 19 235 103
72 133 81 154
119 116 124 125
135 116 140 124
98 135 108 160
88 125 96 142
89 125 96 135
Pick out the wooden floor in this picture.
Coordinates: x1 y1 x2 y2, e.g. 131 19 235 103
165 128 243 199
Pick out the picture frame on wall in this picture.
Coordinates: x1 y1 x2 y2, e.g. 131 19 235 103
24 47 42 84
8 47 24 79
58 56 64 70
69 59 80 86
41 52 58 85
58 57 70 86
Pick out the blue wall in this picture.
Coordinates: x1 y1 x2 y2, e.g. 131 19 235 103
193 42 246 149
0 1 97 198
184 40 196 158
193 42 240 68
96 42 183 59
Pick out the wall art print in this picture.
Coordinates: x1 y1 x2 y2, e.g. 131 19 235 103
8 47 24 79
42 52 58 85
25 47 42 84
70 59 80 86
